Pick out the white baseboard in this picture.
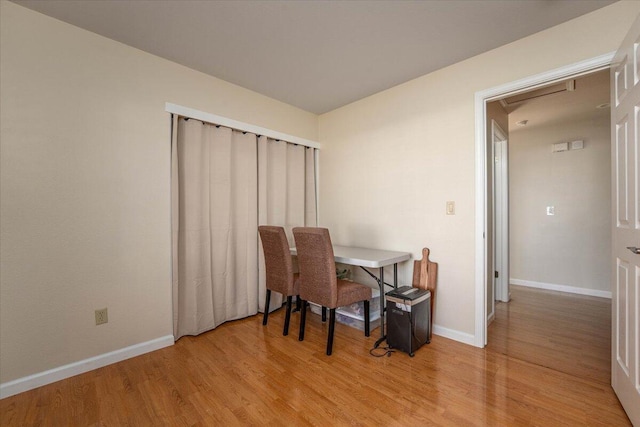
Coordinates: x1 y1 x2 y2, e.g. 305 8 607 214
0 335 174 399
487 311 495 325
510 279 611 299
432 324 476 346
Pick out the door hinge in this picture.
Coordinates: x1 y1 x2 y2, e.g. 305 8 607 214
495 271 499 278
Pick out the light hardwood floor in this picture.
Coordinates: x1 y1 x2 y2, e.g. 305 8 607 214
487 285 612 385
0 286 630 426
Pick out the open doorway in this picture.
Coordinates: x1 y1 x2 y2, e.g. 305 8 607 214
484 69 613 380
474 54 614 348
498 70 611 299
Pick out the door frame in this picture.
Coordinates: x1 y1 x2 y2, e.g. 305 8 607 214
492 120 509 304
473 52 614 347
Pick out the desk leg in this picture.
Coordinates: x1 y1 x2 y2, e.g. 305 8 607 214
394 263 398 287
379 266 385 338
374 263 398 347
359 266 387 347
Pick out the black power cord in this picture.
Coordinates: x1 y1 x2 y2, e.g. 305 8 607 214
369 336 395 357
369 345 395 357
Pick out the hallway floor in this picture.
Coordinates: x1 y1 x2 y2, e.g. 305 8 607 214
487 285 611 385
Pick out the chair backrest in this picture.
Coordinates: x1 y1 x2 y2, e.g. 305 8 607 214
292 227 337 307
258 226 295 295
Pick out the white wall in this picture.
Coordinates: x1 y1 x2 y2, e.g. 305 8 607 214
0 1 317 385
318 1 640 338
509 115 611 293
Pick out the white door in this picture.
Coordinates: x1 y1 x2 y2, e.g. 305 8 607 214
492 121 509 303
611 14 640 425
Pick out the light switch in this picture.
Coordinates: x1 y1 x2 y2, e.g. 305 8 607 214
446 201 455 215
546 206 555 216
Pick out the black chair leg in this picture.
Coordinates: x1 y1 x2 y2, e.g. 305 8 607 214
283 296 293 336
299 300 307 341
327 308 336 355
322 306 327 322
263 290 271 326
293 295 301 312
364 300 370 337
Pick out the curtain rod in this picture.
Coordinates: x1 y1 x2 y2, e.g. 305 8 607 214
181 117 312 147
165 103 321 150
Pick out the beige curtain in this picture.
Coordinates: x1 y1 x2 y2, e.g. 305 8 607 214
257 137 317 312
305 146 317 226
172 115 318 337
172 117 259 339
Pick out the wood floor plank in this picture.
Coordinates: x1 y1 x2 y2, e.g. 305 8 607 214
0 288 632 426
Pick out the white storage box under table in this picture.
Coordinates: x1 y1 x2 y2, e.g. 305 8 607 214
309 288 381 332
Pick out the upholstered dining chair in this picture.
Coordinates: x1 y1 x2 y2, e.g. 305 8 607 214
293 227 372 355
258 225 300 336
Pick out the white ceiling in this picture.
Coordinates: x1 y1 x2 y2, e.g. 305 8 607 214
13 0 616 114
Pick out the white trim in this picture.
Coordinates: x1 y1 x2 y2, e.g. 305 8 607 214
165 103 321 149
492 121 509 303
0 335 174 399
511 279 612 299
474 95 488 348
432 325 476 346
474 52 615 349
487 311 495 326
479 52 614 103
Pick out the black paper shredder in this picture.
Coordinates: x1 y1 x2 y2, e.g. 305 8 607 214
386 286 431 357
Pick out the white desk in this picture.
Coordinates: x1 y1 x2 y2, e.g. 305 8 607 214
291 245 411 341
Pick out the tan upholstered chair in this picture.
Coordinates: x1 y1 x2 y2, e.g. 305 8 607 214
258 226 300 336
293 227 372 355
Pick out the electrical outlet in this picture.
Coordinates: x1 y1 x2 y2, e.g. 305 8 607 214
95 308 108 325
